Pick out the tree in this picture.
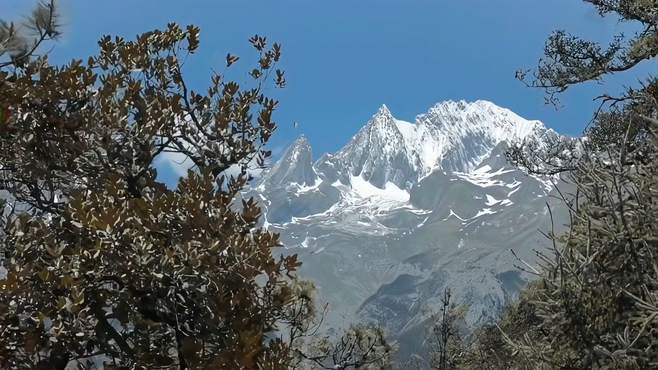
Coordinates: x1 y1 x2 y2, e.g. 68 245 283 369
0 2 313 369
516 0 657 106
458 285 543 370
426 288 466 370
0 0 61 69
296 324 392 370
502 1 658 369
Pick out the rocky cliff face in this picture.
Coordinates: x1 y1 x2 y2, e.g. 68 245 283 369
248 100 569 358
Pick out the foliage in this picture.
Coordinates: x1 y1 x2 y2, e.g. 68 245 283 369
296 324 393 370
458 284 543 370
0 0 60 69
500 1 658 369
426 288 466 370
508 84 658 369
0 2 313 369
516 0 657 105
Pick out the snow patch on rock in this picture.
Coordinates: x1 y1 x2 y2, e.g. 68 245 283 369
349 175 410 203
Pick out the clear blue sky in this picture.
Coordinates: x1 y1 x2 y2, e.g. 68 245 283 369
2 1 656 181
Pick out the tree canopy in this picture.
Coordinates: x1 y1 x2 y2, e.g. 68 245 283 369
0 2 318 369
492 1 658 369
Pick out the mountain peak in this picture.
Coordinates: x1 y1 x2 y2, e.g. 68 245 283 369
368 104 397 130
427 99 496 116
351 104 403 145
260 135 317 187
375 104 392 117
424 100 529 125
284 135 312 163
290 134 310 150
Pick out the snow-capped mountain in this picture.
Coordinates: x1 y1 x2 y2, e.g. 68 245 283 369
249 100 568 359
314 100 556 190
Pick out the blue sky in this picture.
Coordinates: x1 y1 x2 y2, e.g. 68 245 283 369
3 1 655 183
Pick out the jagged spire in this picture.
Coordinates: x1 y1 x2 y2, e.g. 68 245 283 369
292 134 310 146
261 135 317 187
374 104 392 118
